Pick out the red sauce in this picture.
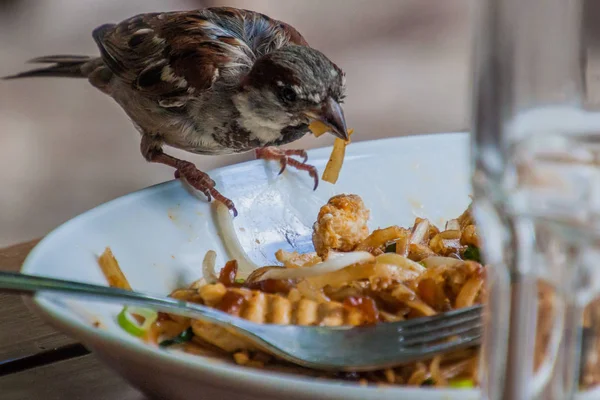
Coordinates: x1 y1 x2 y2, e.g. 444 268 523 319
245 278 293 294
218 260 238 287
218 291 246 315
343 296 380 325
157 312 171 321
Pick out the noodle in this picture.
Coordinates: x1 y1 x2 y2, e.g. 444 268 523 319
98 247 131 290
429 356 446 387
455 275 484 309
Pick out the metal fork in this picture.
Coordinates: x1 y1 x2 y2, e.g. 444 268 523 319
0 271 482 371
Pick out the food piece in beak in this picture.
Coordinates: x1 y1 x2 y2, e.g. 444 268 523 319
322 129 354 184
307 97 349 140
308 120 331 138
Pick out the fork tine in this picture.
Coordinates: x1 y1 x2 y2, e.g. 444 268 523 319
411 329 482 357
400 318 482 347
398 308 482 341
394 305 482 332
396 306 482 336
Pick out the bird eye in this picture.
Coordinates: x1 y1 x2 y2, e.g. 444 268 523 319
281 87 297 102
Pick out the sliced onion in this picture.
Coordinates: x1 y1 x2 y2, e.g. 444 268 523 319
245 266 282 284
371 264 421 283
214 202 260 278
445 219 460 231
420 256 464 269
275 249 321 268
202 250 218 284
375 253 426 274
256 251 375 282
410 220 430 244
308 262 399 290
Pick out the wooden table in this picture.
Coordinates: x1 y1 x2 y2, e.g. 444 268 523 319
0 241 148 400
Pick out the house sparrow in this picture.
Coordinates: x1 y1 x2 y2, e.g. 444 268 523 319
4 7 348 216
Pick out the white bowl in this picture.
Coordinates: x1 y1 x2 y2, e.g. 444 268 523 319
20 132 598 400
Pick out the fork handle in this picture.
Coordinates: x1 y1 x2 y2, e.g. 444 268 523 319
0 271 244 329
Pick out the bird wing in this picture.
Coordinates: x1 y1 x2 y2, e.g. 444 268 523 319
92 7 308 106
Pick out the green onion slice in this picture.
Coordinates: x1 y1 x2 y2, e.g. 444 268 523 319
463 245 481 262
159 327 194 348
117 306 158 337
449 379 474 388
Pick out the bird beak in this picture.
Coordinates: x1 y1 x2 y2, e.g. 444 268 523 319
306 97 349 140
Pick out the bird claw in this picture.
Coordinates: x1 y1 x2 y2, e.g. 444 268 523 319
174 161 237 216
278 157 287 175
284 149 308 164
309 168 319 191
256 147 319 189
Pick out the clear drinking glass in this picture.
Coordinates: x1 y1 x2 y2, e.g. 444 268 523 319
471 0 600 399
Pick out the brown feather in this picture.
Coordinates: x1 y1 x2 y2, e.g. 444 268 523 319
91 7 309 105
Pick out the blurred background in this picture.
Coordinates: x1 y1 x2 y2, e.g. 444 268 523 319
0 0 473 246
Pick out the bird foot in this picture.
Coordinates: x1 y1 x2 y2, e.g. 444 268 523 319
175 161 238 216
255 147 318 190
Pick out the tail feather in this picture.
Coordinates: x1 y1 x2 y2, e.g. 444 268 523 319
27 55 92 64
3 55 93 80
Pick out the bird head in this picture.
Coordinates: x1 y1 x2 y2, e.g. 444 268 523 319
236 45 348 140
